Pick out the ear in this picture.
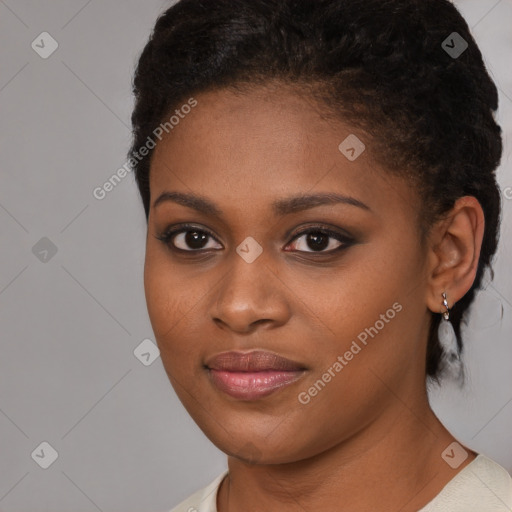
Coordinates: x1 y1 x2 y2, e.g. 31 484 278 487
425 196 485 314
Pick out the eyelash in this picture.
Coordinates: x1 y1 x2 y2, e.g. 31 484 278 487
154 223 354 256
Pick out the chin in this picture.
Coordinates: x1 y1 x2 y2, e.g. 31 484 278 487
200 419 312 466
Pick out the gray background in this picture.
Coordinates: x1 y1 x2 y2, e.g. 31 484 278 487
0 1 511 511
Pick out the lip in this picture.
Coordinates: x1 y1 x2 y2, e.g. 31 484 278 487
205 350 307 400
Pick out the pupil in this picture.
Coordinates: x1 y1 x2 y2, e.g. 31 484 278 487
308 232 328 251
185 230 207 249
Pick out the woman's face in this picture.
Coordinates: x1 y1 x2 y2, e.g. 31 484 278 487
144 85 433 464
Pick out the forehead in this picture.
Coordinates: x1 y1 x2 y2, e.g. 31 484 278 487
149 86 419 222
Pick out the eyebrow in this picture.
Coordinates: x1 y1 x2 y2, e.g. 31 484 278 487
152 191 371 216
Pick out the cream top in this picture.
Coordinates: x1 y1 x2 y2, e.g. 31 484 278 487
168 454 512 512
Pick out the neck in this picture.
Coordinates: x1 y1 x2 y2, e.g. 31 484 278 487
217 391 476 512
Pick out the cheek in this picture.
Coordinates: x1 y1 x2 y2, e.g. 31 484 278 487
143 251 212 365
143 251 190 345
305 242 423 373
144 264 175 336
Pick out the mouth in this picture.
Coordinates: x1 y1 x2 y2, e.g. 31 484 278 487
204 350 307 401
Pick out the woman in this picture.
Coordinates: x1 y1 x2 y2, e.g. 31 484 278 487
128 0 512 510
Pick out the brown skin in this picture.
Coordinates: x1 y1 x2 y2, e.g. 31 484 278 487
144 84 484 511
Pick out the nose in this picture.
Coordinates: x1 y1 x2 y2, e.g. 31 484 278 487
210 253 291 334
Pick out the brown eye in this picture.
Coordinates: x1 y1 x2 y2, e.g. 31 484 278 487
287 227 353 254
156 225 222 252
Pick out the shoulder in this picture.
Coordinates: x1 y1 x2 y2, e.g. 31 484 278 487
419 454 512 511
167 470 228 512
164 456 512 511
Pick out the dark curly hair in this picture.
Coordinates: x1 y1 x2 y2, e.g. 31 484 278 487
128 0 503 383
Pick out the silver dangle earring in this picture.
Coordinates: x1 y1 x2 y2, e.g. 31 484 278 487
438 291 463 381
